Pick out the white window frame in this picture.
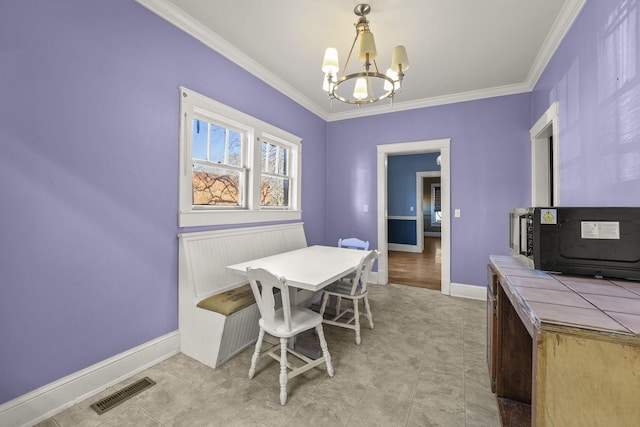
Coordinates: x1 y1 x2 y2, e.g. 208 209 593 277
179 87 302 227
259 136 292 209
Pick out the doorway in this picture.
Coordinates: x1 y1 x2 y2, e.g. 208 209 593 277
531 102 559 206
387 171 442 290
376 139 451 295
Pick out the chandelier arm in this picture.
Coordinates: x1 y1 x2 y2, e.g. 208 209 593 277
342 32 360 78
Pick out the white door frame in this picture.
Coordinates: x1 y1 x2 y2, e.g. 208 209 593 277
416 171 441 253
530 102 559 206
377 139 451 295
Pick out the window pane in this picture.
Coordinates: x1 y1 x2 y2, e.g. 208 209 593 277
434 186 442 211
260 176 289 207
192 119 208 160
228 130 242 166
279 147 288 175
209 124 226 164
267 143 277 174
261 141 267 171
193 164 242 206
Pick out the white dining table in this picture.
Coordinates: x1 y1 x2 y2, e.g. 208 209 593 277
227 245 370 293
228 245 371 357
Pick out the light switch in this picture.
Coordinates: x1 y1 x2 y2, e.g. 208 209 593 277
455 209 461 218
410 206 414 212
363 204 368 212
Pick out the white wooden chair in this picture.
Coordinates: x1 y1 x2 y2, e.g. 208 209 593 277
336 237 369 284
319 250 379 345
247 267 334 405
338 237 369 250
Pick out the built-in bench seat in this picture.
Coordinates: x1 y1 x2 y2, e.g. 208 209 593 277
178 223 307 368
196 284 256 316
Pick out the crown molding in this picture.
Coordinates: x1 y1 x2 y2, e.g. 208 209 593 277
135 0 329 120
525 0 587 91
136 0 586 123
326 82 532 122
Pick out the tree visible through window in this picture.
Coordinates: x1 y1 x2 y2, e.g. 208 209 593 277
191 118 245 207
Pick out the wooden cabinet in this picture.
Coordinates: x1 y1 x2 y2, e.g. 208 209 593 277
488 256 640 427
495 273 532 426
486 264 498 393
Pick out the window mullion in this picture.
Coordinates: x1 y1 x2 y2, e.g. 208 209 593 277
192 159 245 173
206 122 211 162
261 171 284 179
224 129 230 165
252 135 262 210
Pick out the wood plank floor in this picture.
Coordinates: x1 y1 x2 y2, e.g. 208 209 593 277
388 236 441 291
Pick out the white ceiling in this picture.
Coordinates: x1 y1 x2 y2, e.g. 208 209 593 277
137 0 586 121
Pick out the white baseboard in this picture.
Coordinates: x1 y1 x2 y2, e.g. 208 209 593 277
388 243 421 253
450 282 487 301
0 331 180 427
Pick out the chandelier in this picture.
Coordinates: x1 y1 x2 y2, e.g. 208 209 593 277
321 3 409 105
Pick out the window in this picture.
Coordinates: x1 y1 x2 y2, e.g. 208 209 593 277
179 87 302 227
192 118 246 207
431 183 442 226
260 139 290 208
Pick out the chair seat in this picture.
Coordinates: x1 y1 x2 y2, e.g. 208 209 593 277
324 280 364 297
260 307 323 338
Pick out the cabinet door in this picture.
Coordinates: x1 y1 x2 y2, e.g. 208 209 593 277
486 264 498 393
487 290 497 392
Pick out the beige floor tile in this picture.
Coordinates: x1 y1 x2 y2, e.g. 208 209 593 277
465 382 501 427
350 386 412 427
406 399 466 427
413 369 465 406
42 283 498 427
33 418 62 427
93 406 160 427
286 399 353 426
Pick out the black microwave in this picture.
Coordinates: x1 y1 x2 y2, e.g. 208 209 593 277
509 207 640 280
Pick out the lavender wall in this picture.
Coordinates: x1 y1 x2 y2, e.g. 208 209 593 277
326 94 532 286
532 0 640 205
0 1 327 404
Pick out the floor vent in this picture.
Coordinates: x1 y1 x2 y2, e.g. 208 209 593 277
90 377 156 415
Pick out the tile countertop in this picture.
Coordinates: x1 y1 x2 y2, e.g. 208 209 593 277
490 255 640 336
